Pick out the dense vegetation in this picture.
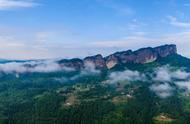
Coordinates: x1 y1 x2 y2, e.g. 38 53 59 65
0 54 190 124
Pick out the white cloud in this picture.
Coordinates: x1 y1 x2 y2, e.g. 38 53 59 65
153 66 171 82
150 83 173 98
0 60 74 74
0 62 27 73
0 0 39 10
175 81 190 92
106 70 144 84
153 66 190 82
82 62 100 75
167 16 190 28
103 66 190 98
172 70 190 80
70 63 100 80
150 66 190 97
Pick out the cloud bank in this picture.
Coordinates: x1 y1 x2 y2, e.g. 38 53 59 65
104 66 190 98
0 60 102 84
152 66 190 98
1 60 190 98
0 60 74 74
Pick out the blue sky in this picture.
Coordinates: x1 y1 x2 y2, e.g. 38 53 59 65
0 0 190 59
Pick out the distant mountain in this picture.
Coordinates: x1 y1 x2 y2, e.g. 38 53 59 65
0 59 30 64
58 44 177 69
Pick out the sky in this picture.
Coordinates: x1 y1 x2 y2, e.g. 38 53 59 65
0 0 190 59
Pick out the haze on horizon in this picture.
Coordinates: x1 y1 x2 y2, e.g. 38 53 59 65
0 0 190 60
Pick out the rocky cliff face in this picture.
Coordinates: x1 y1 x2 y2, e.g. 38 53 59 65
84 54 107 69
105 44 177 68
154 44 177 57
58 44 177 70
105 55 120 69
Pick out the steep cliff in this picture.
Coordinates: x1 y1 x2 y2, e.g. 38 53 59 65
58 44 177 69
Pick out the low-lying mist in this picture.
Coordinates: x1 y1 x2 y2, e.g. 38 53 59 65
105 65 190 98
0 60 66 73
1 60 190 98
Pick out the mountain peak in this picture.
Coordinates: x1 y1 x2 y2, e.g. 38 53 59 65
154 44 177 57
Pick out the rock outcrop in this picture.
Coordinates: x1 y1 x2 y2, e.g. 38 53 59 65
84 54 106 69
58 44 177 70
154 44 177 57
105 55 120 69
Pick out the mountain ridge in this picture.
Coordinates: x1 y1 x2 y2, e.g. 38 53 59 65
59 44 177 69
